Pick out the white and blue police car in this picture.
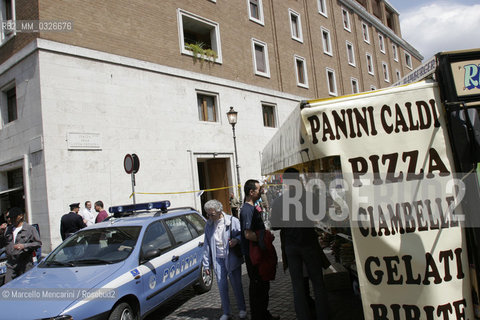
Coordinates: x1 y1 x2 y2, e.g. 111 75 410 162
0 201 212 320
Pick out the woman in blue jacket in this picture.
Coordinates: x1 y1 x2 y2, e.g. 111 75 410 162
202 199 247 320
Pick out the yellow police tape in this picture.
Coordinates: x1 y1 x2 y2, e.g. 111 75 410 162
129 183 284 198
129 185 241 198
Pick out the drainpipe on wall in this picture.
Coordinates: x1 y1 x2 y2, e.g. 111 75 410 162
23 154 32 223
187 150 197 210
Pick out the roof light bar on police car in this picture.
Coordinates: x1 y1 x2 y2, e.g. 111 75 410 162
109 200 171 214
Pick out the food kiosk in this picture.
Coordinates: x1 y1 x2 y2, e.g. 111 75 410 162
261 49 480 320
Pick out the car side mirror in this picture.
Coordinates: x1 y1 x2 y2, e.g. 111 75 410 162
142 249 161 262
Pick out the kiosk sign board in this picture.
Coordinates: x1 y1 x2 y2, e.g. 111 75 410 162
450 58 480 97
391 56 437 87
262 81 474 320
436 49 480 105
303 82 472 319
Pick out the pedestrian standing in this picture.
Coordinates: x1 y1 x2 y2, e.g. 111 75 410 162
94 201 108 223
202 199 247 320
229 193 240 218
79 201 96 226
271 167 329 320
0 207 42 283
260 184 270 222
240 179 279 320
0 209 9 225
60 203 86 241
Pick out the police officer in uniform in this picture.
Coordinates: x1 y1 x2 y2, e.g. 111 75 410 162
60 203 86 241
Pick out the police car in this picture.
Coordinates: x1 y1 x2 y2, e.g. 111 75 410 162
0 248 6 284
0 201 212 320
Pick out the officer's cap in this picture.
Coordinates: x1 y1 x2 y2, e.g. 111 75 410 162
69 203 80 210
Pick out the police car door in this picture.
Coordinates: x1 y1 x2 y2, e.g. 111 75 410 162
163 215 202 291
139 220 175 314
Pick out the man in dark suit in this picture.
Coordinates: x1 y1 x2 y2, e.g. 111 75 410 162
60 203 86 241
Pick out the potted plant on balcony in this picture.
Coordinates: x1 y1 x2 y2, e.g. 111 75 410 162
185 42 217 64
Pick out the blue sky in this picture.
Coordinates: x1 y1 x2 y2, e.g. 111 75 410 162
388 0 480 61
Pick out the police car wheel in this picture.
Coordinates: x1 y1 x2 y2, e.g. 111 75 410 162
194 265 213 294
109 302 136 320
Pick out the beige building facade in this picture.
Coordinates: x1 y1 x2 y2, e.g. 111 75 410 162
1 0 422 96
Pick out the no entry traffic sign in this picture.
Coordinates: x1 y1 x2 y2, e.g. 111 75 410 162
124 154 140 174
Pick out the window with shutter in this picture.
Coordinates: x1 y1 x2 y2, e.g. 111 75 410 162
255 44 265 73
252 39 270 77
262 104 276 128
289 9 303 42
197 93 217 122
295 55 308 88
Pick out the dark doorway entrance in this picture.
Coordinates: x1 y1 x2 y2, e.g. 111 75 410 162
197 158 232 217
0 168 25 223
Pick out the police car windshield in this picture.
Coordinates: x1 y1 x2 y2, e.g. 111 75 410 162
41 227 141 267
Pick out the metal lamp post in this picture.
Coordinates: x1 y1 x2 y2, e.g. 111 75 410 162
227 106 242 204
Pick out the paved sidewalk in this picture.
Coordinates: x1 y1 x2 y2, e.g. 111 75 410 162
147 230 364 320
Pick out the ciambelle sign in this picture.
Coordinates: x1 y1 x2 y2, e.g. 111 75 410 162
262 81 474 320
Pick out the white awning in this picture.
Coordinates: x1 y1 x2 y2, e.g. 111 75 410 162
261 106 308 175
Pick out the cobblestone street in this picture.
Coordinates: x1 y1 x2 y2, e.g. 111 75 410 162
146 230 364 320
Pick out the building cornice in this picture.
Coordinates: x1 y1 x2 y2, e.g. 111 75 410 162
0 39 38 76
0 38 305 103
383 0 399 15
339 0 423 61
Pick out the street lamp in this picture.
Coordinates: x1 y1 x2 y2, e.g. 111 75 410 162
227 106 242 204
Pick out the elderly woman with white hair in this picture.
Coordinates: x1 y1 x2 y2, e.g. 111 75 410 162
202 199 247 320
